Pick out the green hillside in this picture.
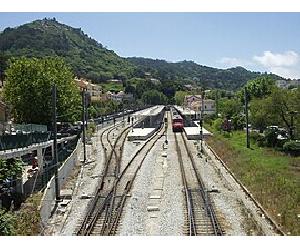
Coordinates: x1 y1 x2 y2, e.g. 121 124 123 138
127 57 283 90
0 18 284 90
0 18 136 83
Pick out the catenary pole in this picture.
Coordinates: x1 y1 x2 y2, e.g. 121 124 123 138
52 84 60 201
245 87 250 148
82 89 87 162
200 88 204 153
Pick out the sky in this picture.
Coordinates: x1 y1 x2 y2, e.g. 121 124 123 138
1 12 300 79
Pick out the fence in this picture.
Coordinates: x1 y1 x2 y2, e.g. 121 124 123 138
39 137 82 225
0 132 51 151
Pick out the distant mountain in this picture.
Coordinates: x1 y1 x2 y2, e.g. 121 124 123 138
0 18 284 90
127 57 283 90
0 18 136 82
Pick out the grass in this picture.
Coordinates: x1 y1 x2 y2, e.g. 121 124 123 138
205 125 300 235
101 82 124 92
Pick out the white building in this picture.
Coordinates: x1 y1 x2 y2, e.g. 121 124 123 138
183 95 216 115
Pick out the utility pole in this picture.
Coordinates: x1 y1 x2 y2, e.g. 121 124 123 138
52 85 60 201
85 93 88 130
215 89 219 117
122 99 125 126
245 87 250 149
200 88 205 153
82 89 87 162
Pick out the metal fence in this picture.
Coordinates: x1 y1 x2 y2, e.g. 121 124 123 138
14 124 47 133
0 132 51 151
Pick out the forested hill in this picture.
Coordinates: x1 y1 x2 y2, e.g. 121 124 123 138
0 18 136 82
0 18 283 90
127 57 282 90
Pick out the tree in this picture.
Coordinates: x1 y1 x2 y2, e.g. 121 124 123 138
250 97 273 132
142 90 167 105
3 57 81 125
250 87 300 139
219 98 243 118
245 76 275 99
175 91 188 105
0 53 9 86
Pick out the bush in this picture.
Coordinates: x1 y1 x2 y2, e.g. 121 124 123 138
250 131 265 147
0 209 16 236
283 141 300 156
264 129 278 147
212 118 223 132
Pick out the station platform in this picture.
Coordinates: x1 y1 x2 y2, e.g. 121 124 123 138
133 105 164 119
127 128 156 141
184 121 212 140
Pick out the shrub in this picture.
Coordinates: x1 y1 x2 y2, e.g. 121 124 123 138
250 131 265 147
0 209 16 236
283 141 300 156
264 129 278 147
212 118 223 132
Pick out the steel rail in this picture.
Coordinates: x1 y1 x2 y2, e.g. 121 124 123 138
106 125 165 235
180 132 223 236
174 132 196 236
76 124 128 235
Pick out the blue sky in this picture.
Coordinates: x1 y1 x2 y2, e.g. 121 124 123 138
1 12 300 78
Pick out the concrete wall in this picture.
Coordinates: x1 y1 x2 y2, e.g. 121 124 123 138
39 138 81 226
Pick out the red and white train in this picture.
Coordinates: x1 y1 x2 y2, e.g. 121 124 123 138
172 114 184 132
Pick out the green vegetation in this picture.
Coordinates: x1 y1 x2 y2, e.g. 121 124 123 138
0 18 284 92
128 57 283 90
0 18 135 83
204 75 300 235
0 158 22 182
102 82 124 92
89 99 119 117
0 209 16 235
0 193 41 236
206 129 300 235
3 57 81 125
283 141 300 157
142 89 167 105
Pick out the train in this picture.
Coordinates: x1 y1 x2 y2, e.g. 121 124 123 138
172 109 184 132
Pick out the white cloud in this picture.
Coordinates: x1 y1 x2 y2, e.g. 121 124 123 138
217 50 300 79
253 50 299 67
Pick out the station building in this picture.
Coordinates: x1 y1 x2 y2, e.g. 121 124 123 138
183 95 216 115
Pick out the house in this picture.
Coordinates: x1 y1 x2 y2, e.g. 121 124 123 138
275 79 300 89
107 91 134 102
183 95 216 115
74 78 103 101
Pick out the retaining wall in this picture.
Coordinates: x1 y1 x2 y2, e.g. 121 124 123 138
39 138 82 227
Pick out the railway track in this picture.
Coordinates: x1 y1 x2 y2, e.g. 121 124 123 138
76 118 165 236
174 132 223 236
76 122 129 235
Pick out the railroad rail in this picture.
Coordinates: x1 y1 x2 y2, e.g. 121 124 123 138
76 117 165 236
174 132 223 236
76 122 129 235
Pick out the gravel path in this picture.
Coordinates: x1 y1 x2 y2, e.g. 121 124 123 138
118 113 184 235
